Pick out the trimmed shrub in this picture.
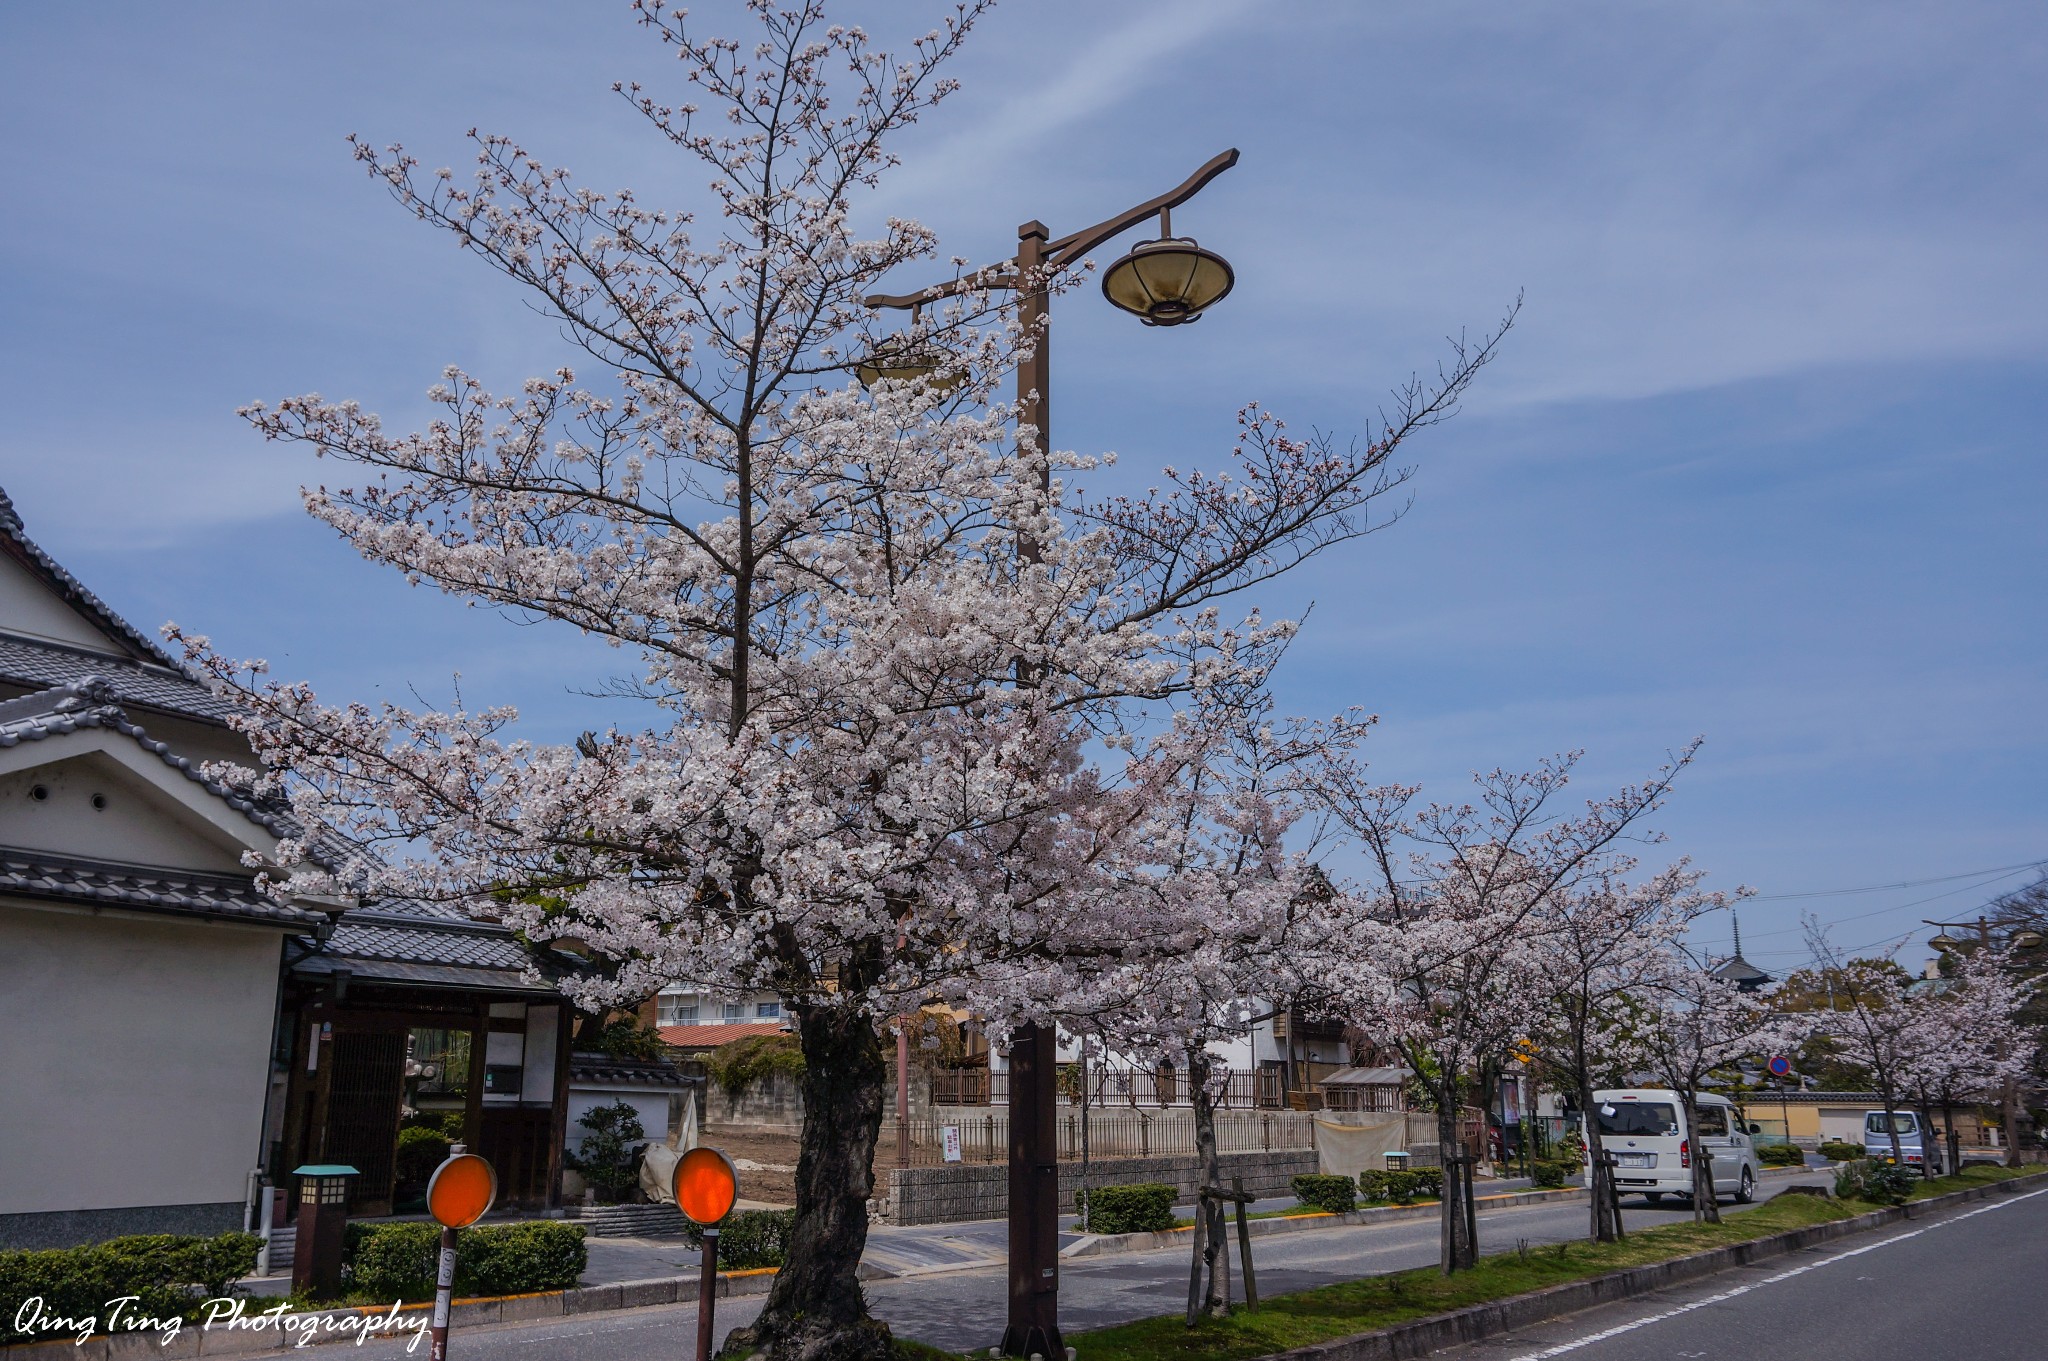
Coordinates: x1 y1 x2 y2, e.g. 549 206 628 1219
1291 1174 1356 1215
681 1209 797 1270
343 1222 587 1302
1818 1140 1866 1162
1834 1158 1914 1206
1075 1182 1177 1235
0 1232 261 1344
1358 1169 1432 1204
395 1125 453 1188
1531 1159 1576 1189
1756 1142 1806 1167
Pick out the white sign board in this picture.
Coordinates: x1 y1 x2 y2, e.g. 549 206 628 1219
941 1125 963 1163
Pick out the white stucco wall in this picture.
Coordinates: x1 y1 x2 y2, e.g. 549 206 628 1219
0 557 125 652
0 752 254 875
0 899 284 1215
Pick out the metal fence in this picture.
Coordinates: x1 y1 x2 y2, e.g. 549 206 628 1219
928 1066 1287 1110
879 1107 1317 1167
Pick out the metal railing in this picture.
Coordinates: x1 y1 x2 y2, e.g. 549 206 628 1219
927 1065 1289 1109
880 1107 1317 1167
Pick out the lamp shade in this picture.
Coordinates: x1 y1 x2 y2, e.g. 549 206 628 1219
1100 237 1234 326
855 336 964 392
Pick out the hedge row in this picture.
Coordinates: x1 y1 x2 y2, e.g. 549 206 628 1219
343 1221 587 1302
1075 1183 1176 1235
1290 1174 1357 1214
1757 1142 1807 1167
681 1210 797 1270
1819 1140 1867 1162
0 1233 260 1344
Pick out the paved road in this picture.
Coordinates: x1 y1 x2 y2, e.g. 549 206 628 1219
1430 1179 2048 1360
328 1175 1830 1361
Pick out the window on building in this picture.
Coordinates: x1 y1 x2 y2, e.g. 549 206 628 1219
722 1001 745 1023
657 992 700 1027
756 1001 782 1019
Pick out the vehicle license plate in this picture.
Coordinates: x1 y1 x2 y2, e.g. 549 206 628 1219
1615 1152 1653 1168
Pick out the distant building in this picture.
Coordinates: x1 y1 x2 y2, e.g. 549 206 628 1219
1711 915 1774 993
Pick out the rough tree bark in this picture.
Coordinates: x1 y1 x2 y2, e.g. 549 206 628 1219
725 1000 890 1361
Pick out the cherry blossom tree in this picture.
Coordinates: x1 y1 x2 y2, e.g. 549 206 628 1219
167 4 1509 1356
1530 862 1729 1241
1302 746 1699 1272
1064 702 1362 1320
1897 945 2039 1175
1801 919 1918 1168
1633 945 1806 1224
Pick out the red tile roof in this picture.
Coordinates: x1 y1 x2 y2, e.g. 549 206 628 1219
659 1021 789 1050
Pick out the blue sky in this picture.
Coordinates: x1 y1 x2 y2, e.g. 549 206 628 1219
2 1 2042 974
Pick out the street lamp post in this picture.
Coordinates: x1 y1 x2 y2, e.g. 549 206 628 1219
864 149 1241 1360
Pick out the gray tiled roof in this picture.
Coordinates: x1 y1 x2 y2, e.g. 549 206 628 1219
0 487 187 670
0 633 238 724
322 918 534 971
0 678 307 847
569 1052 696 1088
0 848 329 927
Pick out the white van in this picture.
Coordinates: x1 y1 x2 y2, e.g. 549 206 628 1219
1589 1088 1761 1205
1863 1110 1944 1175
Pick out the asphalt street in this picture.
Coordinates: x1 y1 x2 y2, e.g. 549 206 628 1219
1428 1179 2048 1360
326 1175 1835 1361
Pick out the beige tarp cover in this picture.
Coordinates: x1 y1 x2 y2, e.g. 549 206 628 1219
1314 1114 1409 1179
637 1097 701 1204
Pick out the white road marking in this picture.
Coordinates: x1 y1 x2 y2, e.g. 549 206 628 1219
1501 1186 2048 1359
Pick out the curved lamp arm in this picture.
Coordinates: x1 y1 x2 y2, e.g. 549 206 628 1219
864 148 1239 311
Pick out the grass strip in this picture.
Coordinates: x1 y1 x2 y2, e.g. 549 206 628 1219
1066 1166 2031 1361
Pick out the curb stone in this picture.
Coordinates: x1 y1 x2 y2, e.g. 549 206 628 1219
1233 1170 2048 1361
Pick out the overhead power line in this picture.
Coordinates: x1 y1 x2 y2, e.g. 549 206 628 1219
1745 859 2043 902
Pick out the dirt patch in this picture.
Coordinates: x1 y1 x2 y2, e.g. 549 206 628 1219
700 1125 802 1206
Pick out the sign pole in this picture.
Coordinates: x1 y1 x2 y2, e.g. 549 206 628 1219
695 1228 720 1361
430 1222 457 1361
672 1146 740 1361
422 1143 497 1361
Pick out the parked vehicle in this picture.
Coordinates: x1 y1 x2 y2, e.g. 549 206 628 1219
1863 1110 1945 1174
1589 1088 1761 1205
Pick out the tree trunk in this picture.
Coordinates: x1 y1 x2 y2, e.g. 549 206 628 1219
1189 1047 1229 1317
726 1002 890 1361
1579 1077 1621 1242
1878 1091 1906 1167
1913 1097 1939 1178
1685 1092 1720 1225
1942 1095 1961 1176
1436 1095 1476 1272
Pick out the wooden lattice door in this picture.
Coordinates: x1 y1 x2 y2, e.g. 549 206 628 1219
322 1029 406 1214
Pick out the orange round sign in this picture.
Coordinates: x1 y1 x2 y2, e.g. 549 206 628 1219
673 1146 739 1225
427 1153 497 1228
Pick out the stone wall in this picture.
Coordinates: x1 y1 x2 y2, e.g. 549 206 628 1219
872 1148 1319 1226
